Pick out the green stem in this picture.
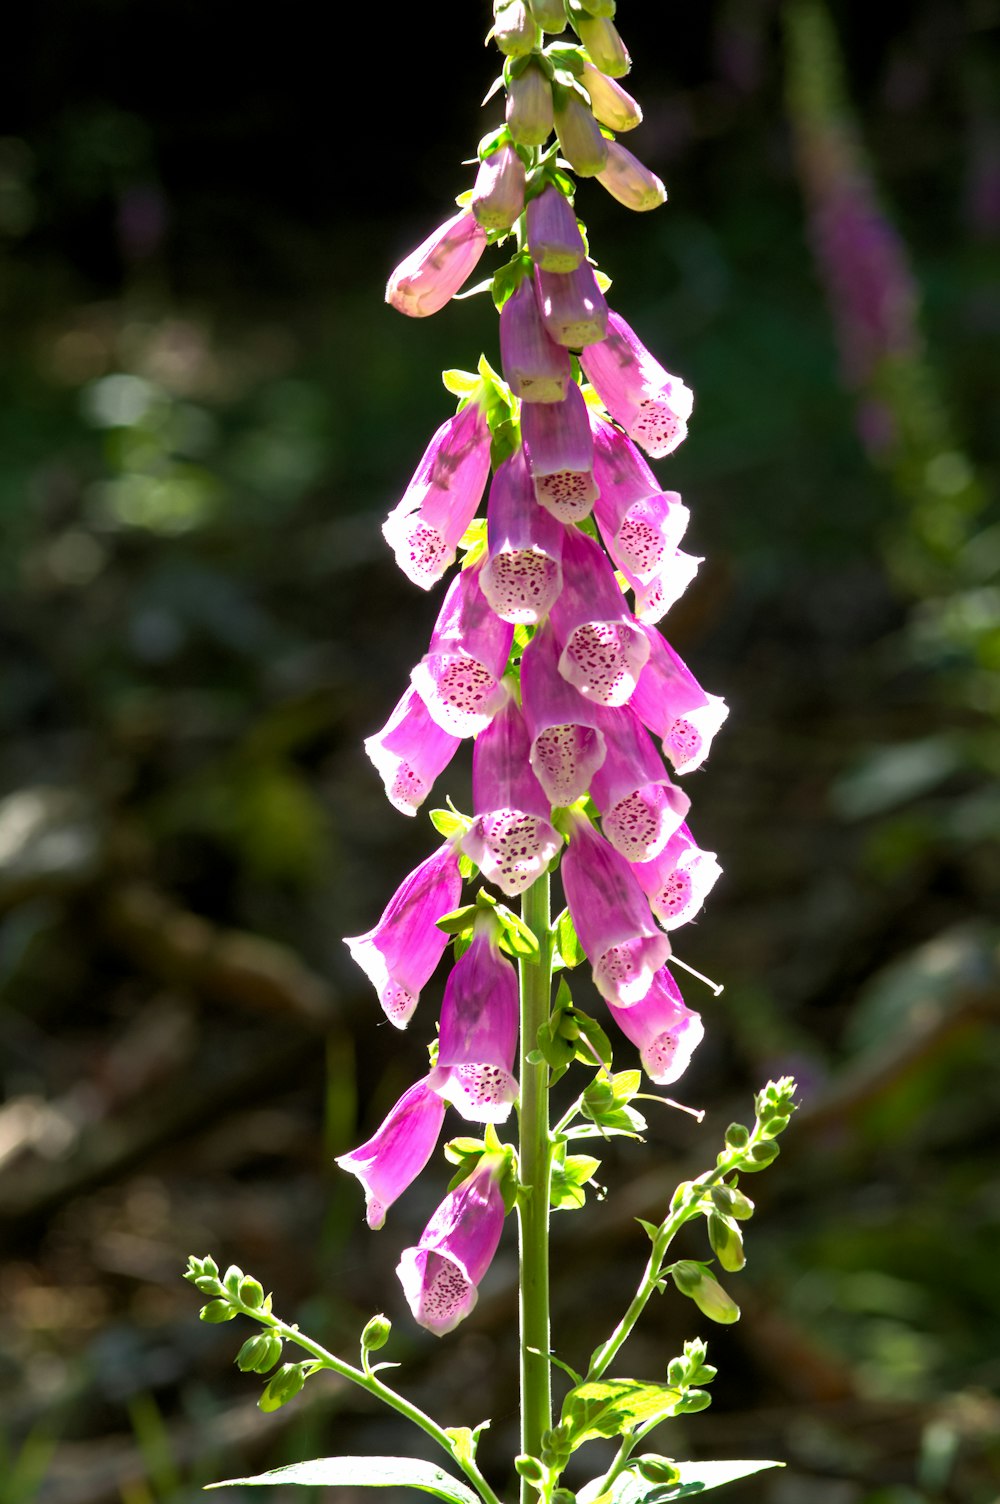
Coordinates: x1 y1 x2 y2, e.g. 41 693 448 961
517 870 554 1498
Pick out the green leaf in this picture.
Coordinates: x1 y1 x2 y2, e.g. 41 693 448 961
555 908 586 968
560 1379 685 1448
206 1456 483 1504
441 368 480 398
495 904 541 957
444 1423 489 1469
576 1458 784 1504
429 808 472 840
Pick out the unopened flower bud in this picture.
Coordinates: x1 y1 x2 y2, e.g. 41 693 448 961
745 1139 780 1170
724 1122 750 1150
529 0 567 31
708 1212 746 1272
507 65 555 147
596 140 666 212
671 1261 740 1324
472 144 526 231
526 185 586 272
515 1456 547 1485
199 1299 236 1323
493 0 540 56
236 1333 281 1373
578 16 631 76
581 61 642 130
386 211 488 319
237 1275 264 1308
554 93 608 177
637 1457 681 1486
361 1313 392 1351
259 1362 306 1413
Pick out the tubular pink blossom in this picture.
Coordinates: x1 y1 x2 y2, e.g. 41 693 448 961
521 381 598 521
526 185 587 272
343 841 463 1028
335 1072 448 1228
631 822 722 930
386 210 488 318
436 924 519 1122
536 262 609 349
562 814 669 1007
410 561 514 737
606 967 704 1084
499 276 572 404
549 525 650 706
596 140 667 212
554 94 609 178
472 143 527 230
462 689 561 896
581 61 642 132
629 627 729 773
364 686 462 817
481 448 564 623
581 310 694 457
521 621 607 805
382 400 492 589
591 422 690 583
396 1155 507 1336
631 551 702 624
589 705 690 863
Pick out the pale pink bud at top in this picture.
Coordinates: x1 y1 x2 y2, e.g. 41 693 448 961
500 275 572 404
631 822 722 930
365 686 461 818
506 64 554 148
493 0 540 57
462 688 561 896
536 262 609 348
597 140 667 213
606 967 704 1084
562 813 669 1007
529 0 567 32
554 93 609 178
521 621 607 805
472 143 527 231
629 626 729 773
550 526 650 706
386 210 488 318
397 1155 507 1336
481 447 564 623
410 562 514 737
589 705 690 863
526 185 586 273
521 379 598 522
382 400 491 589
436 924 519 1122
336 1072 448 1228
344 841 463 1027
581 311 694 458
578 16 631 77
581 61 642 132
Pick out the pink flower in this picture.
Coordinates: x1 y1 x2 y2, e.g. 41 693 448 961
396 1155 507 1335
462 688 561 896
535 262 609 349
591 419 689 582
472 143 526 231
589 705 690 863
500 275 572 404
596 141 667 213
364 686 461 817
629 628 729 773
410 561 514 737
481 447 564 623
336 1073 448 1228
630 551 702 625
521 381 598 522
631 823 722 929
526 184 586 272
520 621 608 805
386 210 488 318
581 62 643 132
581 310 693 457
382 400 492 589
549 525 650 705
435 923 519 1122
606 967 704 1084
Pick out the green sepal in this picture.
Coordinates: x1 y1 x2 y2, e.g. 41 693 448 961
435 902 480 936
550 1141 602 1210
441 368 480 399
544 42 587 76
429 803 473 841
495 903 541 957
443 1135 487 1165
569 1008 613 1070
554 907 586 968
446 1423 490 1469
592 267 612 293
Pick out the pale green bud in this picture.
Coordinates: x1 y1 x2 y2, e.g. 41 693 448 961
671 1261 740 1324
199 1299 236 1323
237 1275 264 1308
577 16 630 77
494 0 540 56
515 1456 547 1485
259 1363 305 1413
529 0 567 31
361 1314 392 1352
554 93 608 177
636 1456 680 1485
708 1212 746 1273
507 65 554 147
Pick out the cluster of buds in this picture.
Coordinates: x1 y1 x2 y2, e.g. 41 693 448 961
341 0 726 1339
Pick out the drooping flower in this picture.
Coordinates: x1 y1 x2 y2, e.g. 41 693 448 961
606 967 704 1084
492 0 539 57
529 0 568 32
581 310 693 457
629 628 729 774
526 184 587 272
499 275 572 404
472 142 527 231
336 1072 448 1228
561 813 670 1006
630 822 722 930
521 380 598 521
581 61 642 132
506 62 554 147
344 840 463 1027
535 262 609 348
554 93 609 178
520 620 607 805
410 561 514 737
589 705 690 862
435 921 519 1122
481 446 564 623
396 1154 507 1336
576 14 631 77
382 399 492 589
549 525 650 705
364 686 461 817
591 419 690 582
386 210 488 318
596 141 667 212
462 688 561 896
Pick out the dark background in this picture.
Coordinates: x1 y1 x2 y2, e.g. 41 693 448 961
1 2 998 1503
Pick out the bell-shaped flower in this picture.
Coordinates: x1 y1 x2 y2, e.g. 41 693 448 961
536 262 609 349
500 276 572 404
591 420 690 583
481 448 564 623
576 15 631 77
597 141 667 212
606 967 704 1084
581 311 694 457
472 142 527 231
411 561 514 737
396 1154 507 1336
554 93 609 178
549 525 650 705
629 627 729 773
521 381 598 522
336 1071 448 1228
435 920 519 1122
631 822 722 930
526 184 586 272
581 61 642 132
589 705 690 863
521 621 607 805
386 210 488 318
365 686 461 817
382 400 491 589
462 688 561 896
344 840 463 1027
506 63 554 147
630 551 703 625
562 813 670 1006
